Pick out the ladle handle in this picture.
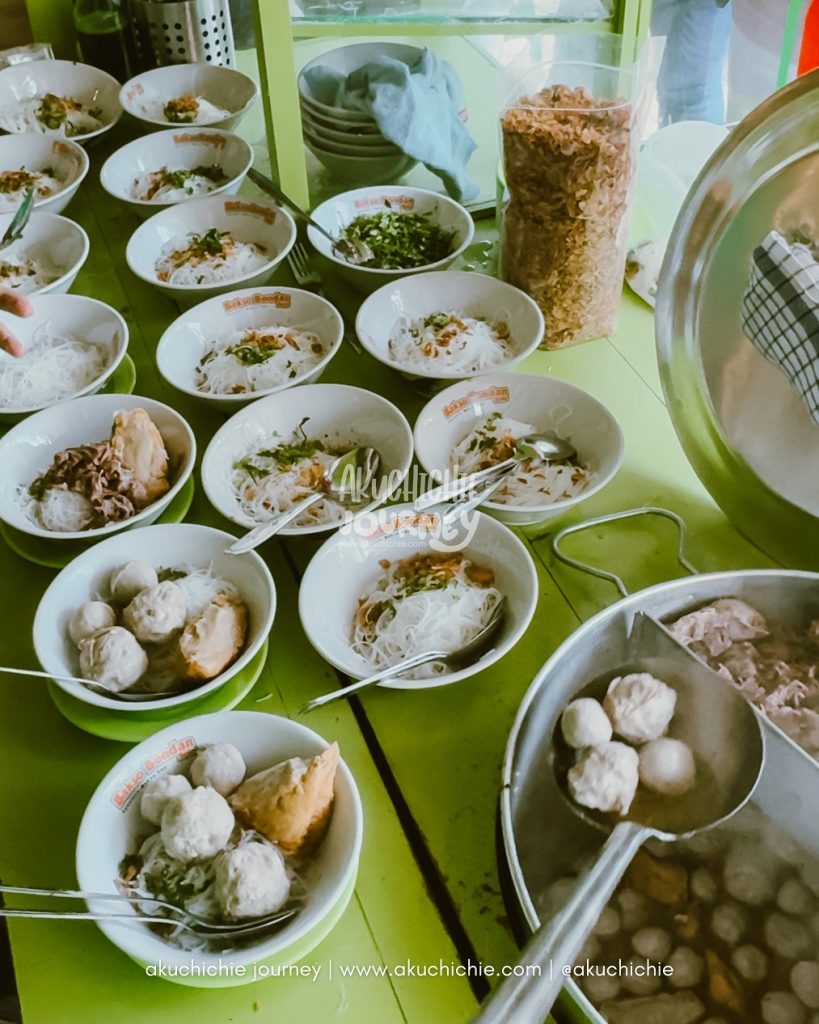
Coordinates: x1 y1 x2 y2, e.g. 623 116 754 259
551 507 698 598
247 168 333 243
472 821 648 1024
227 493 323 554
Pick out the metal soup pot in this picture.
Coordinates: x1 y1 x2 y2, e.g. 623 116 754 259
497 508 819 1024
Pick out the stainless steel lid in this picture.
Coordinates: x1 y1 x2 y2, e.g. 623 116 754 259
657 69 819 568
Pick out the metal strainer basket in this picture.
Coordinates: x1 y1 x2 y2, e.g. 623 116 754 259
129 0 236 70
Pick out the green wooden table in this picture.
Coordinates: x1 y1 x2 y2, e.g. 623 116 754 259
0 112 775 1024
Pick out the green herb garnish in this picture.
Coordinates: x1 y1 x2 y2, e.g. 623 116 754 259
340 210 456 270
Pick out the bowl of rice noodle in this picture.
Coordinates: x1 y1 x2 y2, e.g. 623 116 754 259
156 286 344 410
99 128 253 219
0 133 89 216
0 59 122 144
34 524 275 712
0 211 89 297
0 392 195 541
119 63 258 134
298 501 538 687
125 193 297 305
75 710 361 981
201 382 414 536
0 293 128 423
413 372 624 526
355 270 544 382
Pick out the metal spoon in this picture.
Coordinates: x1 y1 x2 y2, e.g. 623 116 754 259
247 167 374 265
0 188 35 251
472 614 765 1024
227 446 381 555
301 597 506 713
414 432 577 513
0 665 191 703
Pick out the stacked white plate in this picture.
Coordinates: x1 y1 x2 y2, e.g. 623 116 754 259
297 43 421 183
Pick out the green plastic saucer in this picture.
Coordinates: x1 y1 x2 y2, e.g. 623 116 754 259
48 640 269 742
0 474 195 570
100 352 137 396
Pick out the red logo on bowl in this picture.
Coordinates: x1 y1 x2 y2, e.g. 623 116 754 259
225 200 277 224
173 132 226 148
223 291 291 313
51 140 74 158
360 511 440 540
111 735 196 810
442 386 510 420
352 195 415 212
126 83 144 100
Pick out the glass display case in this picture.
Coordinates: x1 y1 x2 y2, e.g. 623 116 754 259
255 0 651 208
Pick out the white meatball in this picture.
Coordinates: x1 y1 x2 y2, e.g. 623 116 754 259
668 947 704 988
68 601 116 643
779 879 816 917
811 1014 819 1024
190 743 246 797
620 954 662 995
711 903 749 946
593 906 621 939
724 842 778 905
78 626 147 690
160 786 234 862
762 991 807 1024
632 927 672 961
638 738 696 796
617 888 651 931
578 935 602 963
215 843 290 919
792 962 819 1009
560 698 613 748
123 581 186 644
540 876 578 919
603 673 677 743
732 945 769 982
568 742 639 815
581 971 621 1003
765 913 813 960
140 774 191 826
691 868 719 903
803 863 819 899
110 560 158 604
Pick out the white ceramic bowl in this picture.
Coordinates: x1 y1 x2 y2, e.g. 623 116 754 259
0 294 128 423
0 133 88 215
300 104 381 135
75 710 362 985
304 138 417 186
202 383 414 536
0 392 195 541
0 59 122 143
156 286 344 411
34 524 275 712
120 63 258 133
308 186 474 292
0 210 89 295
355 271 544 381
413 373 625 526
100 128 253 218
125 193 297 304
303 128 402 157
299 502 538 687
301 109 385 144
298 42 423 123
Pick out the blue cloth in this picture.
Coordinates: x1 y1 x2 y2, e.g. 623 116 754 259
303 48 479 202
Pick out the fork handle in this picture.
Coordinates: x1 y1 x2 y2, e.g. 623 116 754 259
0 883 131 902
0 907 172 926
301 649 448 712
248 168 334 244
227 493 324 554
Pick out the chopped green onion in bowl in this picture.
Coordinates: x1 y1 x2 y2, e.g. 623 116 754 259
339 207 456 270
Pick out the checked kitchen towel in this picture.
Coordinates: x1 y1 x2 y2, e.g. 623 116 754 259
741 229 819 425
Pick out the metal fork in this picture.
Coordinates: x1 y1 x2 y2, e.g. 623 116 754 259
287 242 364 355
0 883 295 936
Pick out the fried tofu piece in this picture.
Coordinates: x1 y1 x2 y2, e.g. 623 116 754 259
111 407 169 507
705 949 746 1016
229 743 339 857
175 594 248 682
625 849 689 906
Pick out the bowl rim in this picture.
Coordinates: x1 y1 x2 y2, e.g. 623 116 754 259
200 381 416 535
0 132 90 210
118 63 259 129
155 285 346 404
98 128 254 209
33 524 276 711
0 293 129 415
307 186 475 278
0 59 124 142
302 131 404 158
124 195 297 294
0 209 91 297
413 371 626 514
0 392 197 541
297 501 539 685
74 709 364 968
354 270 545 379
